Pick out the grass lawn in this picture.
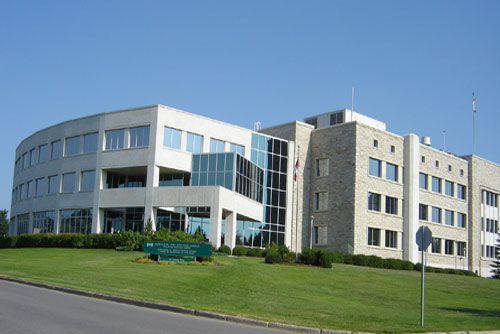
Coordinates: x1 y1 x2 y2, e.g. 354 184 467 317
0 248 499 333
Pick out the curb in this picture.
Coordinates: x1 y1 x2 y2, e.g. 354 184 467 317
1 276 499 334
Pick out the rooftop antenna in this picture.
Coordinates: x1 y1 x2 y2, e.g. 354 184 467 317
351 87 354 122
254 121 262 132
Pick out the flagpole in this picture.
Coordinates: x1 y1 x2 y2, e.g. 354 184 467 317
295 145 300 262
473 93 476 154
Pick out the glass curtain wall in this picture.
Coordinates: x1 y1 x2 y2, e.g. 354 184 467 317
248 133 289 247
59 209 93 234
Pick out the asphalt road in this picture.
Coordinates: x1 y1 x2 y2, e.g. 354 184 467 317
0 280 291 334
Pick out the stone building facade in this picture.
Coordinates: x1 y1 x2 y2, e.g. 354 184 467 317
9 105 499 276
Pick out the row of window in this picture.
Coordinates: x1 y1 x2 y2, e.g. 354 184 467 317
12 171 96 202
482 218 498 234
482 245 499 258
14 133 99 175
105 126 150 150
482 190 499 207
429 238 467 256
421 155 465 176
368 192 399 215
14 209 94 235
418 204 466 228
163 126 244 155
367 227 398 249
369 158 399 182
419 173 466 199
372 140 396 154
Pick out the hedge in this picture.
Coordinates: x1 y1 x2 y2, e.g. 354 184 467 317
0 228 208 251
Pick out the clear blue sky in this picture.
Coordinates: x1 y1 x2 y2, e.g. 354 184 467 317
1 0 499 214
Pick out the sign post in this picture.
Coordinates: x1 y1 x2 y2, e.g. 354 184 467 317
416 226 432 327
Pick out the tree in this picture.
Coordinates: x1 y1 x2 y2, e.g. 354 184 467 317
491 233 500 279
0 210 8 237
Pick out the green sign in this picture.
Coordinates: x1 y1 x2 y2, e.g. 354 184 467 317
160 256 195 262
144 241 212 257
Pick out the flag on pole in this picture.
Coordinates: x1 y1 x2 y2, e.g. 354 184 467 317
472 93 476 113
294 159 299 182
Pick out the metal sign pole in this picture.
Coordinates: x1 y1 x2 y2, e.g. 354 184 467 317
421 243 425 327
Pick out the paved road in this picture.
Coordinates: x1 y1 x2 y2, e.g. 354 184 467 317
0 280 291 334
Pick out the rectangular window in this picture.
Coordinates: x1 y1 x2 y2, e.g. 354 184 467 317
368 192 381 212
369 158 381 177
314 192 328 211
385 230 398 248
38 144 47 163
50 140 62 160
48 175 60 195
431 237 441 254
164 126 181 149
210 138 225 153
130 126 150 148
330 112 343 125
419 173 428 190
83 132 98 153
81 170 96 191
316 158 329 177
431 176 441 193
59 209 93 234
19 184 25 201
26 180 32 199
385 196 398 215
368 227 380 246
457 242 466 256
386 163 398 182
419 204 428 221
456 212 466 228
456 184 466 200
105 129 125 150
230 143 244 156
186 132 203 153
30 148 36 166
62 173 76 193
432 206 441 223
445 240 454 255
65 136 80 156
313 226 319 244
305 117 317 128
35 178 45 197
445 210 454 226
22 153 29 169
33 211 55 234
445 180 454 197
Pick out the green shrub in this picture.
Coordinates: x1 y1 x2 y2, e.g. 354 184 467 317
217 245 231 255
278 245 295 263
331 252 345 264
402 260 416 271
317 251 334 268
343 254 355 265
246 248 264 257
232 246 248 256
265 250 282 264
299 248 316 265
367 255 385 268
383 258 403 270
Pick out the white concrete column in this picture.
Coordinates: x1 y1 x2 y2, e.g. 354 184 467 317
53 210 61 234
224 211 237 250
403 133 420 263
209 206 223 249
92 208 105 233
